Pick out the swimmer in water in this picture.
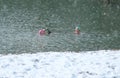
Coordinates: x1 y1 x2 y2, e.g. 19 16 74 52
39 28 51 35
74 26 80 34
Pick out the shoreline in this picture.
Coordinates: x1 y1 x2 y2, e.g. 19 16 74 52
0 50 120 78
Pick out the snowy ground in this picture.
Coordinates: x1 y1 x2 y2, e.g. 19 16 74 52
0 50 120 78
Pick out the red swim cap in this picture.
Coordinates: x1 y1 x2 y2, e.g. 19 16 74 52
39 29 46 35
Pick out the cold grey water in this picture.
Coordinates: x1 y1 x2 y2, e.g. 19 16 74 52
0 0 120 54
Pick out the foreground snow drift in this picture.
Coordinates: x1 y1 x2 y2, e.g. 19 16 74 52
0 50 120 78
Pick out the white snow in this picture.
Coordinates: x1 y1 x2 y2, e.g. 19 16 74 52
0 50 120 78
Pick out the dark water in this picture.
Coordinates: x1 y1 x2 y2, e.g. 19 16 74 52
0 0 120 54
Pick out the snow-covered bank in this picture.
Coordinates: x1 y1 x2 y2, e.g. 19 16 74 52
0 50 120 78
